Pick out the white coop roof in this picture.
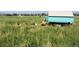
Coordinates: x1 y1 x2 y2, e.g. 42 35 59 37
48 11 74 16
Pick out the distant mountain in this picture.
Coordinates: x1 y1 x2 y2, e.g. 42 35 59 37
0 11 79 16
0 11 48 14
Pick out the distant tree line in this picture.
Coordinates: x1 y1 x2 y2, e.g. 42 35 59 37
1 12 79 16
73 13 79 16
0 13 48 16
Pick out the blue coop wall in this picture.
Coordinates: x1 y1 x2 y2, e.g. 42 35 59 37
45 16 74 24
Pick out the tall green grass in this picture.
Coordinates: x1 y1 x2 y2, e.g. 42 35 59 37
0 16 79 47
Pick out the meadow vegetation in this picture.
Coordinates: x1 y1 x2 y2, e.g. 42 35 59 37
0 16 79 47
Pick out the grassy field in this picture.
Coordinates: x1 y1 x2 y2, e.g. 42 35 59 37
0 16 79 47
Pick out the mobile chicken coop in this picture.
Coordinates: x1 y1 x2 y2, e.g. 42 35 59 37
45 11 74 25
